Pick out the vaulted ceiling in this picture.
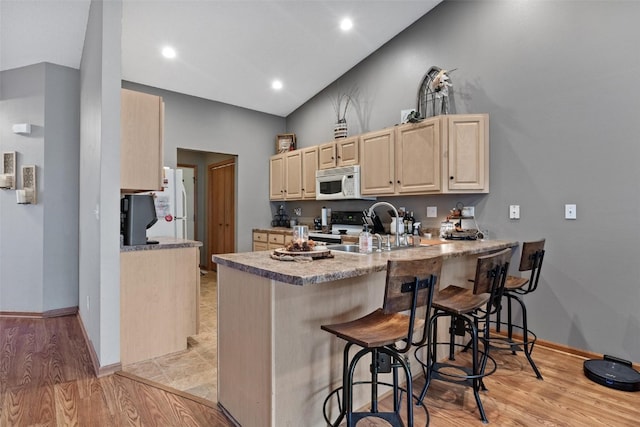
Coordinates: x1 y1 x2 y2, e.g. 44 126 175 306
1 1 441 116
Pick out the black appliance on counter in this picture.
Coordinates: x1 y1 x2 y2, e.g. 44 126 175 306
313 217 322 230
121 194 158 246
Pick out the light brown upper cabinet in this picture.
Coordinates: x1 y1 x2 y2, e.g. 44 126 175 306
395 117 442 194
318 136 359 170
270 114 488 200
443 114 489 193
269 153 286 200
360 114 488 196
360 121 439 196
120 88 164 192
359 128 395 195
269 149 306 201
301 146 319 200
285 150 303 199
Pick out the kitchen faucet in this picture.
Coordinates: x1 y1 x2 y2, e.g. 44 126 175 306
366 201 402 248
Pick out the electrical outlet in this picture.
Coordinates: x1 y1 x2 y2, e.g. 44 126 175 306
565 204 577 220
427 206 437 218
509 205 520 220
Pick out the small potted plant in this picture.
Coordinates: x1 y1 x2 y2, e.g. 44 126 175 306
331 86 358 139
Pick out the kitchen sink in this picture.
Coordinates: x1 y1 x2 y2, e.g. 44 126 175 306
326 244 417 254
326 244 365 254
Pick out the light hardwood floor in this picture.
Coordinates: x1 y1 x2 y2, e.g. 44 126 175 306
0 314 231 426
2 280 639 426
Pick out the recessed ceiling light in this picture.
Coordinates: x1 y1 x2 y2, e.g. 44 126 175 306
340 18 353 32
272 80 283 90
162 46 176 59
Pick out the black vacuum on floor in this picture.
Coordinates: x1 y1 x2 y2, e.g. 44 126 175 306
583 355 640 392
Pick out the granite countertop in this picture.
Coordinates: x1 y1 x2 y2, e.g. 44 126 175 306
121 236 203 252
213 239 517 286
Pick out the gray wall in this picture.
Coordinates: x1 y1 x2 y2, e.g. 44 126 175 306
0 62 79 313
122 81 285 254
286 0 640 362
78 0 122 367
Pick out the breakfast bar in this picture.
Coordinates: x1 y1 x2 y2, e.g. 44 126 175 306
213 239 517 427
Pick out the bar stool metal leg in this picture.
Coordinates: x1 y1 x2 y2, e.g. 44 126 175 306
507 293 543 379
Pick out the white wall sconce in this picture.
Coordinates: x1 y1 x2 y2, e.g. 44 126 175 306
17 165 36 204
12 123 32 135
1 151 17 189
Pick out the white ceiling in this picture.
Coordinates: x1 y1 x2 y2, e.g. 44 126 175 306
1 0 441 117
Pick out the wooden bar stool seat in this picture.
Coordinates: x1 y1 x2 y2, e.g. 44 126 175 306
505 275 528 290
321 257 442 427
434 286 492 315
324 309 426 349
414 248 512 424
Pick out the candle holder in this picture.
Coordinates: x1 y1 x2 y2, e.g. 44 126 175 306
1 152 16 190
17 165 36 204
293 225 309 244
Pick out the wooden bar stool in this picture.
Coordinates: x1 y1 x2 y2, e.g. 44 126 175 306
414 248 511 424
321 257 442 427
493 239 546 379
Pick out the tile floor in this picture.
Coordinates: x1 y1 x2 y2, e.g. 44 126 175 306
122 271 218 402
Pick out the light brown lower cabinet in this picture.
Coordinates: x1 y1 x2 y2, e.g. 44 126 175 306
120 246 200 365
253 230 292 251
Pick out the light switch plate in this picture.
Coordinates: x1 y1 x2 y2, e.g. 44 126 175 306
565 204 577 220
509 205 520 220
427 206 437 218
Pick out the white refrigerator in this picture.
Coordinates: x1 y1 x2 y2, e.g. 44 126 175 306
146 167 187 239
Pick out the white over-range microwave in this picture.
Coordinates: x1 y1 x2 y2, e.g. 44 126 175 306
316 165 369 200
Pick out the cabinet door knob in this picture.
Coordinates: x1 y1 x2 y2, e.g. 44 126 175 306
450 176 454 180
397 180 401 184
337 155 341 159
389 181 393 184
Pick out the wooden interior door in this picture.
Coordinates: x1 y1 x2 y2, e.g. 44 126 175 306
208 159 236 271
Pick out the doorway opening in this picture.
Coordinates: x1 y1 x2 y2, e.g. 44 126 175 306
176 149 237 269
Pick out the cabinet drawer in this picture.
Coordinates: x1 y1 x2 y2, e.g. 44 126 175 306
253 241 269 252
268 233 285 245
253 232 268 243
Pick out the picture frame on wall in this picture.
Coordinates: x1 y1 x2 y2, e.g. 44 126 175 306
276 133 296 153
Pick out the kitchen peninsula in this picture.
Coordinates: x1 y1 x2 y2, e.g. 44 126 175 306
120 237 202 365
213 239 517 427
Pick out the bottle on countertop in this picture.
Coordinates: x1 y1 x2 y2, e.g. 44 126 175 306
359 225 373 253
390 216 404 235
407 211 415 234
403 212 409 234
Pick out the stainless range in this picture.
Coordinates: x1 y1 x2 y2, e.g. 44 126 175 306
309 211 365 243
